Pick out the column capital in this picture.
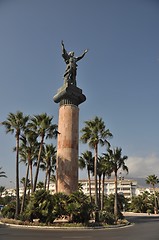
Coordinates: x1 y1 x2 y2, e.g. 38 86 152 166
53 83 86 106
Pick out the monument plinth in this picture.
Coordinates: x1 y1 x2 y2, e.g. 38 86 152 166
53 82 86 106
53 41 87 194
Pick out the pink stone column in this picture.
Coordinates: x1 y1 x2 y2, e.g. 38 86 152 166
56 104 79 194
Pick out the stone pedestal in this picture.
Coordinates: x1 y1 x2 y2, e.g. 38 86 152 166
53 83 86 194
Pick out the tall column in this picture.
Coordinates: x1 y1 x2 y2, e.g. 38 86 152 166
53 83 86 194
56 105 79 193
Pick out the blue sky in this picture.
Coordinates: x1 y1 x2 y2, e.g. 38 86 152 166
0 0 159 187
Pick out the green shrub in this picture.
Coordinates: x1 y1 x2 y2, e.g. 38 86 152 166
99 211 115 225
67 191 95 223
23 189 56 223
1 201 16 219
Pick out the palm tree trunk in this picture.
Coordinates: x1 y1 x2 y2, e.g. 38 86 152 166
20 164 29 214
87 169 92 203
94 144 99 222
15 135 20 219
47 167 51 190
33 137 44 192
28 154 33 193
94 144 98 206
29 163 33 194
101 173 105 211
153 186 158 214
98 174 101 210
44 170 48 190
114 171 118 221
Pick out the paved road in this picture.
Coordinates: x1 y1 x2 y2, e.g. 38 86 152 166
0 215 159 240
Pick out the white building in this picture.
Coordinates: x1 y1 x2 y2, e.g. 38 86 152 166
3 179 153 201
78 179 137 199
136 187 159 196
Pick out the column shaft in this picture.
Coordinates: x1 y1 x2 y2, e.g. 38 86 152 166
56 104 79 194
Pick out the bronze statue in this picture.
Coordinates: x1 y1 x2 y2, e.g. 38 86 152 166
61 40 88 86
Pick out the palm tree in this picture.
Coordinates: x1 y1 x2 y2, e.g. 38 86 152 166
101 153 113 210
98 154 113 210
1 111 29 218
80 116 112 221
37 181 44 189
20 176 31 213
19 130 38 214
0 167 7 178
20 176 30 195
28 113 57 192
42 144 56 190
20 132 39 193
146 174 159 214
79 150 94 202
107 147 128 221
97 156 103 209
20 163 30 214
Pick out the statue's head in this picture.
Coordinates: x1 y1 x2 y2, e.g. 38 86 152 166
69 51 74 57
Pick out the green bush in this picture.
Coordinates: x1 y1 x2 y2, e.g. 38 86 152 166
22 190 94 224
23 189 56 223
130 192 155 213
99 211 115 225
67 191 95 223
0 195 14 206
52 192 69 218
1 201 16 219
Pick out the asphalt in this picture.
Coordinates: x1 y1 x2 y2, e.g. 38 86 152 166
123 211 159 217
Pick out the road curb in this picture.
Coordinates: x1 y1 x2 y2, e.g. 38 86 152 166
0 221 132 230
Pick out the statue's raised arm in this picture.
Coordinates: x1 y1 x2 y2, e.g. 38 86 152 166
61 40 69 63
76 49 88 62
